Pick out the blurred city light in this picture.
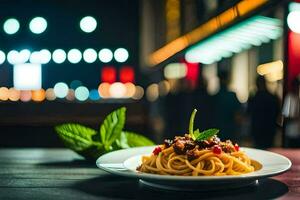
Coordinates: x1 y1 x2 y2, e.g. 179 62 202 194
124 82 136 98
257 60 283 76
99 48 113 63
29 51 41 63
52 49 66 64
80 16 97 33
0 51 6 64
158 80 170 97
19 49 31 63
31 89 46 102
109 82 126 98
20 91 32 102
257 60 283 82
132 86 144 100
14 63 41 90
29 17 47 34
67 49 82 64
146 83 159 102
70 80 82 90
114 48 129 63
75 86 89 101
0 87 9 101
98 82 111 98
101 66 116 83
8 88 20 101
3 18 20 35
45 88 56 101
287 11 300 34
83 48 97 63
120 66 135 83
54 82 69 98
164 63 187 79
39 49 51 64
89 89 100 100
7 50 20 65
66 89 75 101
185 16 283 64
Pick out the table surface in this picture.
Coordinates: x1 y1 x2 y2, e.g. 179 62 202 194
0 148 299 200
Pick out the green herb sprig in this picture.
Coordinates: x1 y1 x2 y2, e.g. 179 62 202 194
55 107 154 160
188 109 219 141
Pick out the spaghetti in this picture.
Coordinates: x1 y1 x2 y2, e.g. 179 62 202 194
137 109 257 176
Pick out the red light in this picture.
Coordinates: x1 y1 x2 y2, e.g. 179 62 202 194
119 66 135 83
180 59 199 88
101 66 116 83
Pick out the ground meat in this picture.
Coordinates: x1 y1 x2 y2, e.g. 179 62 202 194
173 136 196 154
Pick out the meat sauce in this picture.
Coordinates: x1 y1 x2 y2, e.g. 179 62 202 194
159 134 239 161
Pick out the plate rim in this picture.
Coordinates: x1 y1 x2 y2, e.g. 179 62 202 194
96 146 292 181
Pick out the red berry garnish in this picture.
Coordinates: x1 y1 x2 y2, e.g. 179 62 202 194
152 146 162 155
213 145 222 154
234 144 239 151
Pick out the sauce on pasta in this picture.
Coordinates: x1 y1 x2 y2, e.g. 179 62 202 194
137 109 259 176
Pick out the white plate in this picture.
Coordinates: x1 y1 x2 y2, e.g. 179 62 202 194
96 146 291 191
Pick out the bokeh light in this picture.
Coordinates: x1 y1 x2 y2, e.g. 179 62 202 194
3 18 20 35
132 86 144 100
7 50 20 64
54 82 69 98
83 48 97 63
8 88 20 101
80 16 97 33
52 49 66 64
20 90 32 102
287 11 300 33
67 49 82 64
70 80 82 90
98 82 111 98
109 82 126 98
13 63 42 90
39 49 51 64
0 87 9 101
31 89 46 102
75 86 89 101
99 48 113 63
114 48 129 63
0 51 6 65
29 51 41 63
66 89 75 101
158 80 170 96
29 17 47 34
124 82 136 98
19 49 31 64
89 89 100 101
146 83 159 102
45 88 56 101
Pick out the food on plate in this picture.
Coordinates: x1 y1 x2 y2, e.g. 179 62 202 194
137 109 257 176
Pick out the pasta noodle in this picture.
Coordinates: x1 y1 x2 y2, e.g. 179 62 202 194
137 145 255 176
137 109 258 176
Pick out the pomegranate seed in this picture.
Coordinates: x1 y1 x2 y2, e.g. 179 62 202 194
234 144 239 151
213 145 222 154
152 146 162 155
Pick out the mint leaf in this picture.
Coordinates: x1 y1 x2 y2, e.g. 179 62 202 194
122 131 155 147
100 107 126 150
55 123 105 160
114 131 130 149
189 109 197 140
55 123 97 151
195 129 219 141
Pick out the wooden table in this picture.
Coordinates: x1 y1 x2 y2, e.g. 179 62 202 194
0 148 299 200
